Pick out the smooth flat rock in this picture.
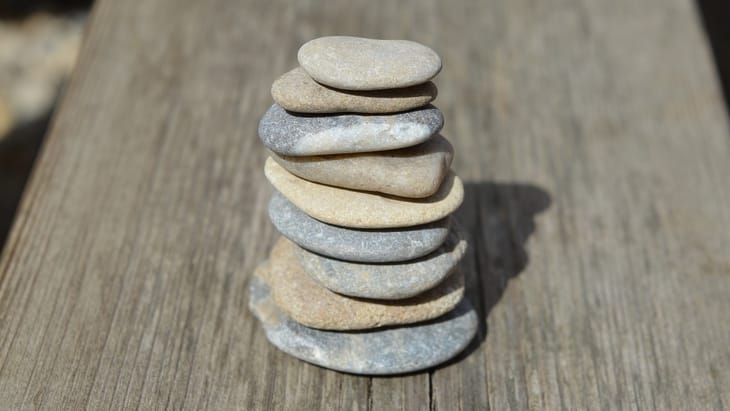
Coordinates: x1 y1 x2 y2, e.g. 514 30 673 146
296 228 467 299
270 133 453 198
264 157 464 229
268 191 451 263
262 237 465 330
298 36 442 90
248 270 478 375
272 67 437 114
258 103 443 156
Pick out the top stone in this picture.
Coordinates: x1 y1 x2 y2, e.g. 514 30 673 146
298 36 442 91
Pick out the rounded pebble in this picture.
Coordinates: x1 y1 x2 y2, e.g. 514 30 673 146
258 103 443 156
269 191 451 263
296 228 467 299
270 133 453 198
298 36 441 90
264 157 464 229
272 67 437 114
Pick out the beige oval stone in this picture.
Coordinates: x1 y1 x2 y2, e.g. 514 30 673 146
260 237 464 331
264 157 464 228
298 36 441 90
271 67 437 114
270 134 453 198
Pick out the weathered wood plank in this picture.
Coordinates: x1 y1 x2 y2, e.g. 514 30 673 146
0 0 728 409
431 0 730 409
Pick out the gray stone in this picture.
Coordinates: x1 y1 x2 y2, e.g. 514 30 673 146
248 271 478 375
298 36 442 91
268 191 450 263
296 228 467 299
271 67 437 114
0 13 85 138
258 103 443 156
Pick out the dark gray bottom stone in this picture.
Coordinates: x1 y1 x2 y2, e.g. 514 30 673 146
268 191 451 263
248 274 478 375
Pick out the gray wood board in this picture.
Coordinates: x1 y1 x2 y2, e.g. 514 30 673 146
0 0 728 409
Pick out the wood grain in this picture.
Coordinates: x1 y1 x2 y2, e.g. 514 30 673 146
0 0 729 409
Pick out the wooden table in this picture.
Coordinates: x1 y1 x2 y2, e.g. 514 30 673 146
1 0 729 408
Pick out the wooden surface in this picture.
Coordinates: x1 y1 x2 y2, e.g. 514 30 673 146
0 0 729 409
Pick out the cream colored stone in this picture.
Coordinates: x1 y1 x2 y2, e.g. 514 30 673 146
298 36 441 90
264 157 464 228
271 67 437 114
260 237 464 330
270 134 453 198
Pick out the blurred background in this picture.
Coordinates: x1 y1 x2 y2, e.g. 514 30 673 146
0 0 90 247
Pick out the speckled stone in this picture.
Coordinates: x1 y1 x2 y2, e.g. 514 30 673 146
296 228 467 299
272 67 437 114
258 103 443 156
268 191 451 263
270 134 453 198
262 237 464 330
264 158 464 229
298 36 442 91
248 268 478 375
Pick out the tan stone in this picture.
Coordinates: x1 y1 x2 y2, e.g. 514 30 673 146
270 134 453 198
298 36 442 90
271 67 437 114
260 237 464 330
264 157 464 228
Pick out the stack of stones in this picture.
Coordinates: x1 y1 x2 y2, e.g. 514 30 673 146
249 36 477 375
